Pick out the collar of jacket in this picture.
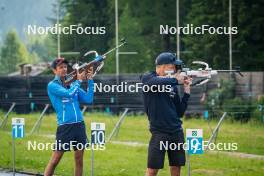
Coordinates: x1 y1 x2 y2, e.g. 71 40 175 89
54 75 63 85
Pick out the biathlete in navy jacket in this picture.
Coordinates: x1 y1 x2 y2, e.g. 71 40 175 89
44 57 94 176
140 52 192 176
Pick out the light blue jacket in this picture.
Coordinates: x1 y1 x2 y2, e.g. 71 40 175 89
47 75 94 125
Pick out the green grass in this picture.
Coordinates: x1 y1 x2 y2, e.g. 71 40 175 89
0 112 264 175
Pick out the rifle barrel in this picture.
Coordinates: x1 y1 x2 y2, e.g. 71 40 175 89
102 41 126 57
216 69 243 77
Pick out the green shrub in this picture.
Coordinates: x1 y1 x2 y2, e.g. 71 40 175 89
252 95 264 122
205 78 259 122
206 78 235 108
222 98 253 122
205 78 236 118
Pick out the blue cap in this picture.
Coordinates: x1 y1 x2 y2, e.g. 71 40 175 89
155 52 178 65
175 59 183 66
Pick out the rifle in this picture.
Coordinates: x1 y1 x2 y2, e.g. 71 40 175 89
165 61 243 86
63 39 126 86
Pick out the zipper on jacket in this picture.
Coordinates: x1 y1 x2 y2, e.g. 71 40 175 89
62 104 65 122
72 102 78 122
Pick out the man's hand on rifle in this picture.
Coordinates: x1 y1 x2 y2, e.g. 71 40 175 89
175 70 185 84
183 77 192 94
173 70 192 93
86 66 94 80
77 70 86 81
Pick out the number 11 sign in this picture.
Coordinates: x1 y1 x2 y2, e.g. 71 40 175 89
12 118 25 138
11 117 25 175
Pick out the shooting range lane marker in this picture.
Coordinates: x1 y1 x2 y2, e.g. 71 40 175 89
90 122 106 176
30 104 49 135
186 129 204 176
12 117 25 176
0 102 16 129
107 108 129 142
205 112 227 151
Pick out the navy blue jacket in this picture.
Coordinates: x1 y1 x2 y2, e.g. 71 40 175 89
140 71 190 134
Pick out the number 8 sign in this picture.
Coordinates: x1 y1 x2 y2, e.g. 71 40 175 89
91 123 105 145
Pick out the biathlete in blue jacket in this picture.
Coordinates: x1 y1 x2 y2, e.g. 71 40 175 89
44 57 94 176
140 52 192 176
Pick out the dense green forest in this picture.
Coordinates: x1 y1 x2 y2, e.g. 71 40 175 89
0 0 263 74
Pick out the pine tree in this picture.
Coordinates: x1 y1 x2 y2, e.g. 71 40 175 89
182 0 264 70
0 30 29 74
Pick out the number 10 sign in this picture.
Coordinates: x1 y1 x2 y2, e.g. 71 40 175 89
12 118 25 138
91 122 105 145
